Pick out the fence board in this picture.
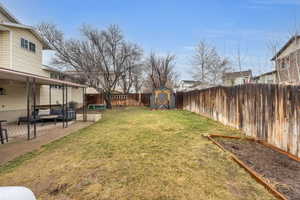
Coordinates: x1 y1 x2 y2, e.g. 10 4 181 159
180 84 300 158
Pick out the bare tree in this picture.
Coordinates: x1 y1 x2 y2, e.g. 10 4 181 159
192 41 231 84
132 65 146 93
118 60 144 94
235 44 246 72
267 39 282 63
144 53 178 90
37 23 142 108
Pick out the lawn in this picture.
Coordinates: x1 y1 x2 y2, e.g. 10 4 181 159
0 107 275 200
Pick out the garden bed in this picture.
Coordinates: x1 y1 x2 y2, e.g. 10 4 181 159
214 137 300 200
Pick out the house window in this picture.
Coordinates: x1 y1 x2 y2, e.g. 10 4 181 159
21 38 36 53
0 88 6 95
29 42 36 52
50 85 62 89
21 38 28 49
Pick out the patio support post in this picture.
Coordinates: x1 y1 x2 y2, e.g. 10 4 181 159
83 87 87 122
33 78 37 138
66 86 68 127
49 85 52 110
62 84 65 128
26 77 31 140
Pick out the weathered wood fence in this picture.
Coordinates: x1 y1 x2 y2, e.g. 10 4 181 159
181 84 300 158
111 93 151 106
86 93 151 107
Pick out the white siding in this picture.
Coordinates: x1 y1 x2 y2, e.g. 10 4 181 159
0 31 10 68
0 81 40 122
10 27 44 76
0 12 11 23
278 39 300 59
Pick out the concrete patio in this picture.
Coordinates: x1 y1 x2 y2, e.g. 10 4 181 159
4 121 76 139
0 121 93 165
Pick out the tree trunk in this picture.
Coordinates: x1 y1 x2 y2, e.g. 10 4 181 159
104 92 112 109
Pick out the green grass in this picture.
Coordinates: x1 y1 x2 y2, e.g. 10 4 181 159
0 107 275 200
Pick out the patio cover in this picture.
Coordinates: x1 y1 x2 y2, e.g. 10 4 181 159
0 67 88 141
0 67 86 87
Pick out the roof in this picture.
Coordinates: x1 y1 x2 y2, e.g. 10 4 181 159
223 70 252 79
271 35 300 61
41 65 62 73
181 80 202 84
0 22 51 50
0 3 20 23
252 70 277 80
0 67 86 88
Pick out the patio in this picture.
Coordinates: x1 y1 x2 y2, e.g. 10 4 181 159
5 121 76 139
0 67 88 144
0 121 92 165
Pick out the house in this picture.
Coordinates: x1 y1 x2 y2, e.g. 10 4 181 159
40 65 83 107
176 80 202 92
0 3 85 124
176 80 215 92
252 70 277 84
271 35 300 85
222 70 252 86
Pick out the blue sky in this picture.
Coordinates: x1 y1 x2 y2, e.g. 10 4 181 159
1 0 300 79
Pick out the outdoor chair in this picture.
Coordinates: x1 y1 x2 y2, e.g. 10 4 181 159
1 128 8 143
18 108 76 125
51 109 76 121
18 110 40 125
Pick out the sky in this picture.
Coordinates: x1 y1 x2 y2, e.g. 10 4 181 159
1 0 300 79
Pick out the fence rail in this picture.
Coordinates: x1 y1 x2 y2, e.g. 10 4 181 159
180 84 300 158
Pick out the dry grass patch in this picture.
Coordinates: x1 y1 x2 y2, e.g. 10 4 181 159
0 107 275 200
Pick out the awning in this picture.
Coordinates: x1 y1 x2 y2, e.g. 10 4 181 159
0 67 86 88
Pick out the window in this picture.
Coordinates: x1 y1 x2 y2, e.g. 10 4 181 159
21 38 36 53
21 38 28 49
0 88 6 95
29 42 36 52
50 85 62 89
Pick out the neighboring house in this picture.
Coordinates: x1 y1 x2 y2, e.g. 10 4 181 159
175 80 215 92
176 80 202 92
222 70 252 86
65 70 132 95
252 70 277 84
271 35 300 85
0 4 84 122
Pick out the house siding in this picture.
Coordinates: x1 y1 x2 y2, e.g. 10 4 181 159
277 40 300 59
39 69 83 107
0 31 10 68
0 81 40 122
10 27 44 76
0 12 11 22
275 39 300 84
40 86 83 107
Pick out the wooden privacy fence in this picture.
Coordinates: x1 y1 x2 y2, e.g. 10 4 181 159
181 84 300 158
111 93 151 106
86 93 151 107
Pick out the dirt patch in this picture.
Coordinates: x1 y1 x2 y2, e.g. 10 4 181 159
215 138 300 200
49 183 69 196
